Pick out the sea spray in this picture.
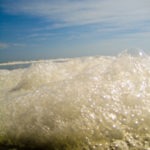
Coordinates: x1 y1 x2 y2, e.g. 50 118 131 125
0 50 150 149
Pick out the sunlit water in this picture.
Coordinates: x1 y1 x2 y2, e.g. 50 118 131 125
0 51 150 150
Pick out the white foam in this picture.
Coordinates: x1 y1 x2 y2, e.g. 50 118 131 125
0 51 150 149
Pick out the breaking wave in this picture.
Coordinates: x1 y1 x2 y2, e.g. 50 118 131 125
0 50 150 149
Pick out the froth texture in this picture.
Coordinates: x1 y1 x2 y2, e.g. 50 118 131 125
0 53 150 149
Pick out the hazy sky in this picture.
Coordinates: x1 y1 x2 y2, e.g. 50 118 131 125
0 0 150 62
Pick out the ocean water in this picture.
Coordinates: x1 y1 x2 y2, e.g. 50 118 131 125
0 51 150 150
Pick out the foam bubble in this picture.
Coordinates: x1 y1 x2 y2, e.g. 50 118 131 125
0 51 150 149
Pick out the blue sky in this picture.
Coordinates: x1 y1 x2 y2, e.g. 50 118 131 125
0 0 150 62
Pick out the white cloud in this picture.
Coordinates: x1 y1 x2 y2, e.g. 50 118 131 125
2 0 150 29
1 0 150 49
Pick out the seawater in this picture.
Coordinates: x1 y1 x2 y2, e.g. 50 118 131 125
0 51 150 150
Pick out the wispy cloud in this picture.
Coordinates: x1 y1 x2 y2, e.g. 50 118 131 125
1 0 150 29
12 43 26 47
1 0 150 57
0 42 26 49
0 42 9 49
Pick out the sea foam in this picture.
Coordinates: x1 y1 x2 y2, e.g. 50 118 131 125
0 50 150 149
